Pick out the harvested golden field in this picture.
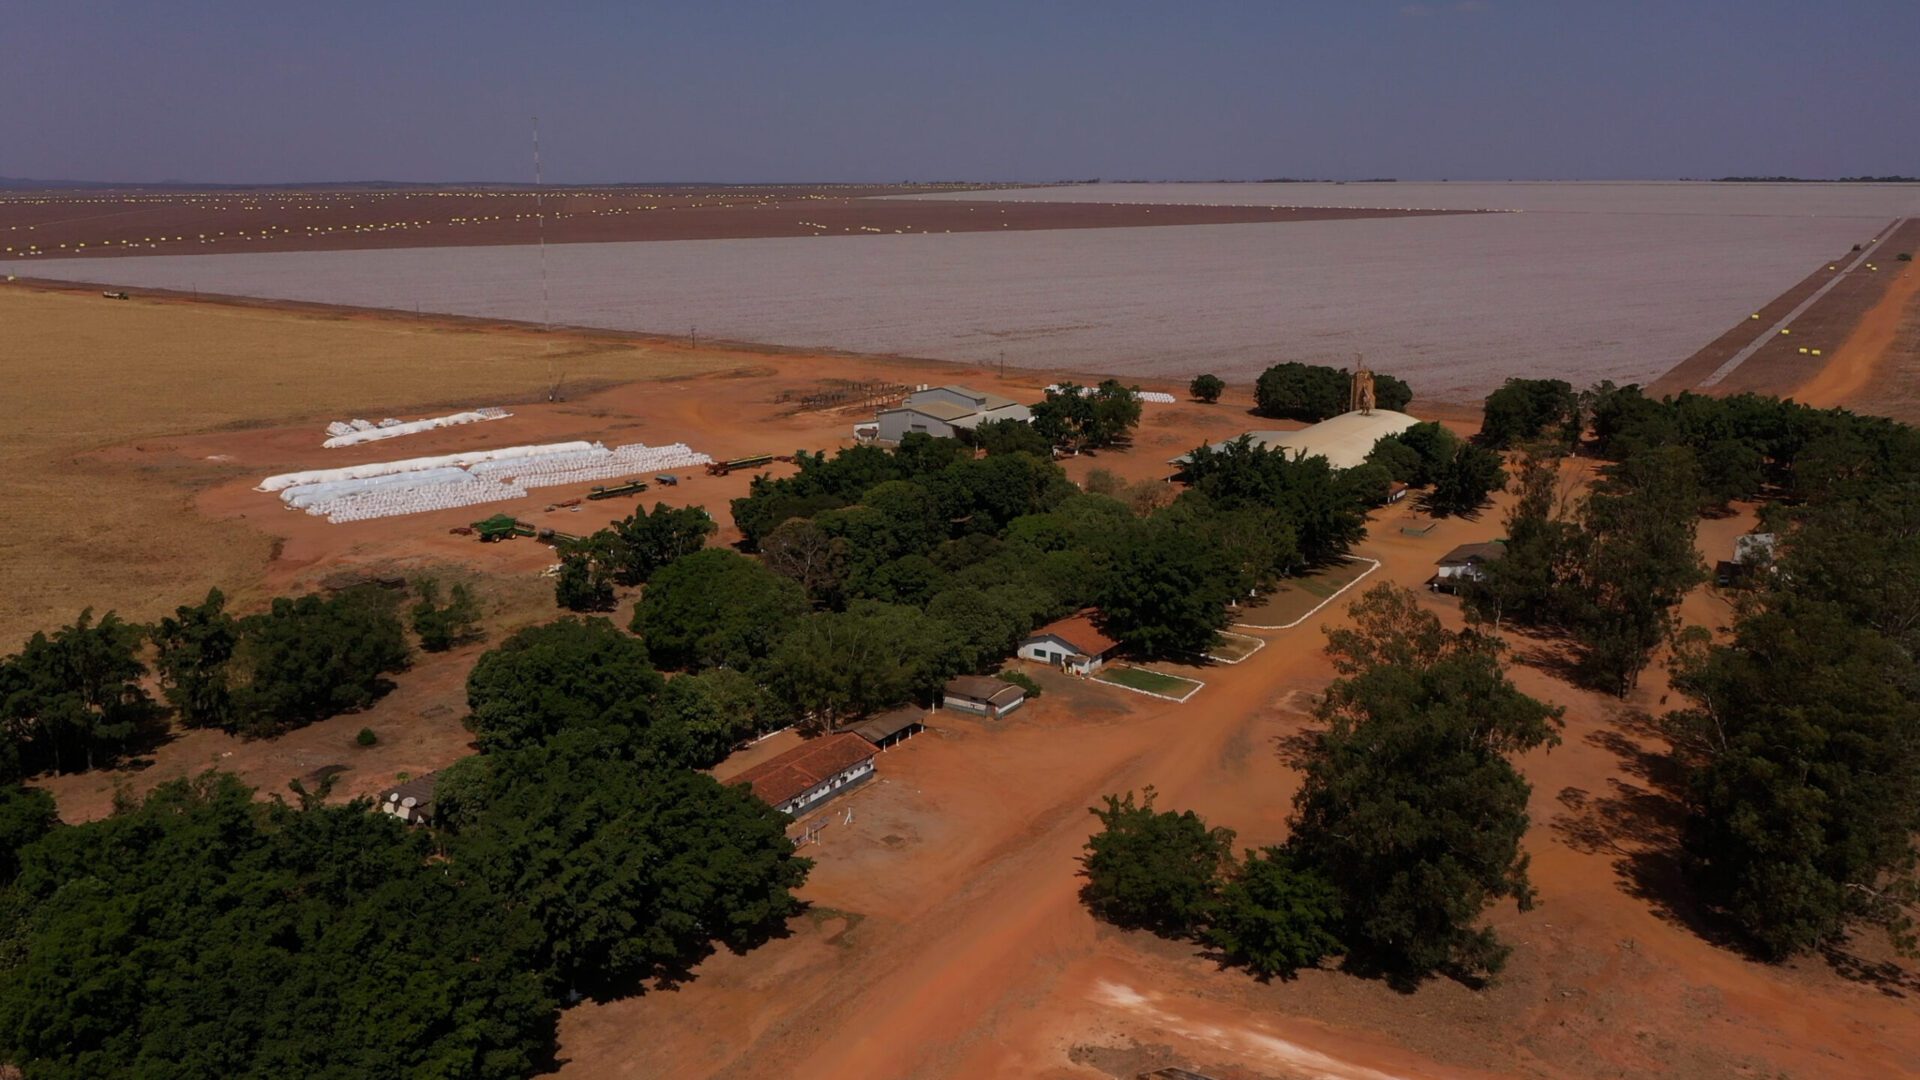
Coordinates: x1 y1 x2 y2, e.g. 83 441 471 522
0 285 730 647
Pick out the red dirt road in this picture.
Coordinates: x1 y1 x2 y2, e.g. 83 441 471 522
556 485 1920 1079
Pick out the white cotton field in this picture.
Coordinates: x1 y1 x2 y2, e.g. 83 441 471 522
12 183 1917 403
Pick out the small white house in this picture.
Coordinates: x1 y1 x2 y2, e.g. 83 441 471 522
1430 541 1506 592
1018 611 1121 675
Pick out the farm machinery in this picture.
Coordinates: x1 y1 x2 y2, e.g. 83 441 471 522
467 514 535 542
586 478 649 501
705 453 776 477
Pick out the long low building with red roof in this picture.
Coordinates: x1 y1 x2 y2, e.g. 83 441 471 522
728 733 877 817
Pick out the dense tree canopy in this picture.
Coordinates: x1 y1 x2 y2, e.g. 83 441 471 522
152 588 240 729
1205 847 1344 979
1178 435 1368 566
632 549 809 672
1189 373 1225 403
765 601 962 724
1031 380 1143 449
0 773 556 1079
1425 442 1507 518
1097 518 1238 657
0 609 161 779
1478 378 1580 449
656 668 794 769
599 502 718 586
230 588 411 734
465 617 664 756
440 744 809 995
1290 585 1562 982
1254 363 1411 421
1672 600 1920 958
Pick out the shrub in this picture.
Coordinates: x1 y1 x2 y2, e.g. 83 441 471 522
1079 788 1234 936
995 669 1042 699
356 727 377 747
1188 373 1225 403
1205 848 1343 978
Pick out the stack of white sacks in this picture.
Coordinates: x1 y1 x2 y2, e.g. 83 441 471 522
323 407 511 448
1043 384 1176 404
261 440 713 524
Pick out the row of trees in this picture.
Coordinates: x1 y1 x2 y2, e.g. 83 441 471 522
0 608 812 1075
1080 585 1561 984
1254 362 1413 422
1469 380 1920 961
0 581 462 782
1030 379 1144 450
555 502 719 612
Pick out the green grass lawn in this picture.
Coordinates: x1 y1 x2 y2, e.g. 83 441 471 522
1205 632 1265 663
1234 558 1379 628
1096 665 1203 700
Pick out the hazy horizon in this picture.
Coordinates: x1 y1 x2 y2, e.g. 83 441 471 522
4 1 1916 185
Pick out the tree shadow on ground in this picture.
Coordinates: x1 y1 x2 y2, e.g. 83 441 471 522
1820 940 1920 999
1549 708 1749 954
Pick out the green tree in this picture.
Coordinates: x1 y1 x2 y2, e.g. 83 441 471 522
465 617 664 756
1290 584 1562 983
445 745 810 996
764 601 962 725
1672 600 1920 959
1031 381 1141 449
1565 446 1706 695
1189 373 1226 403
231 589 410 735
554 546 616 612
967 417 1052 456
1177 435 1367 565
925 586 1032 671
0 609 161 777
1463 451 1581 628
1079 788 1234 936
0 783 57 883
410 577 483 652
1479 378 1579 449
632 549 809 671
1425 443 1507 518
656 668 794 768
1204 847 1344 978
1098 519 1237 657
760 517 851 605
1253 362 1348 421
601 502 717 586
0 773 556 1079
151 587 239 729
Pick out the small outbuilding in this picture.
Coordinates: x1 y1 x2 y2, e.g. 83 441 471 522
1430 541 1506 592
1716 531 1779 587
941 675 1027 719
850 706 927 750
1386 481 1411 504
377 772 440 826
730 733 877 817
1019 611 1121 675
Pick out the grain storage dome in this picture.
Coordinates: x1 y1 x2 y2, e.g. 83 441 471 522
1169 409 1420 471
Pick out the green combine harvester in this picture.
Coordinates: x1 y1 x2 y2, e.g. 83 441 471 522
472 514 536 542
586 478 649 501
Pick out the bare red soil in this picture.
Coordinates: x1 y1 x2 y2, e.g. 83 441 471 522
16 289 1918 1077
1651 217 1918 398
0 185 1473 261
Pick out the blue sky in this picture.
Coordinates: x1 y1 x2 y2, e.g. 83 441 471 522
2 0 1915 183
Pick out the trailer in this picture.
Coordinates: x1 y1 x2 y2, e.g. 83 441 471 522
706 453 775 477
586 478 649 501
